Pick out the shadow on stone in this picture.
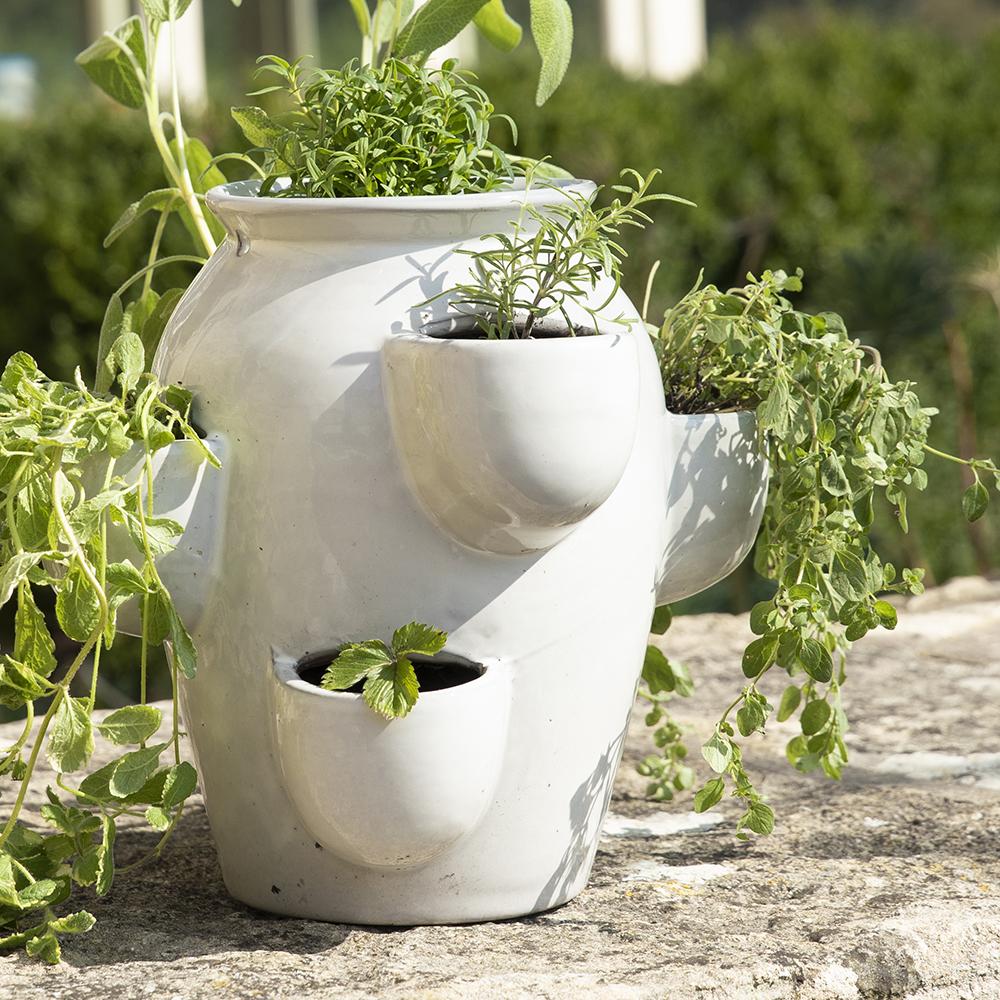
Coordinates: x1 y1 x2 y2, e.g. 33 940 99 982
60 805 358 967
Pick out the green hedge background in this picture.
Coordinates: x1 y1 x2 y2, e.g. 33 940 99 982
1 10 997 638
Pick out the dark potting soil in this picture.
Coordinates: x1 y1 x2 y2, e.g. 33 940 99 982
297 654 482 694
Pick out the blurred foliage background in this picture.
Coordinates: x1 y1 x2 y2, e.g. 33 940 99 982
0 0 998 701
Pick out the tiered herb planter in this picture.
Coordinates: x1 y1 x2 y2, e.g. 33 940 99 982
136 178 768 923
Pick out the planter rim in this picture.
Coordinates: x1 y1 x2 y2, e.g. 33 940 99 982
664 407 758 420
390 329 631 352
206 177 596 217
272 650 504 706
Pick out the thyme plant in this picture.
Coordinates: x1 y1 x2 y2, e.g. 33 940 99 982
233 57 516 198
640 270 999 836
436 169 692 338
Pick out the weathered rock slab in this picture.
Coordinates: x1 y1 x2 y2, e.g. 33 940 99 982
3 577 1000 999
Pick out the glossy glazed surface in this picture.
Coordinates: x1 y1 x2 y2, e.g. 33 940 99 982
153 180 767 923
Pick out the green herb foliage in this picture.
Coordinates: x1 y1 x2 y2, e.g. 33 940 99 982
320 622 448 719
344 0 573 106
77 1 238 376
436 168 692 339
644 269 998 835
0 347 219 962
233 56 516 199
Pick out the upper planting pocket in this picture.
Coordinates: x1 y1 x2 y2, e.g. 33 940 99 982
232 57 518 199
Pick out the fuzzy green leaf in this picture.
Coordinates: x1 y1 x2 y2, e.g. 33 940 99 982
395 0 491 58
474 0 522 51
231 106 286 149
797 638 833 683
47 911 96 936
529 0 573 105
104 188 180 248
75 16 146 110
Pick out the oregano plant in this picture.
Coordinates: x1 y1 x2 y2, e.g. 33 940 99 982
641 269 999 837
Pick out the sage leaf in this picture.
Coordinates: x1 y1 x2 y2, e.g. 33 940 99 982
347 0 371 34
47 697 94 775
97 705 163 746
141 0 195 23
75 16 146 110
231 107 286 149
474 0 522 51
107 332 145 394
104 188 180 248
395 0 491 59
529 0 573 105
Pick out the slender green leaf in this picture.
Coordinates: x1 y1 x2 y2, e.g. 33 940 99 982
529 0 573 105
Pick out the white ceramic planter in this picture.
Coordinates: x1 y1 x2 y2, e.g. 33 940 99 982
151 178 769 924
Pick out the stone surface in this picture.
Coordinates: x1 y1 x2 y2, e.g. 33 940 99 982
3 576 1000 999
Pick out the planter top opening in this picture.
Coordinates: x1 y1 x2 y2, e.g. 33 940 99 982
296 650 486 695
420 313 601 341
